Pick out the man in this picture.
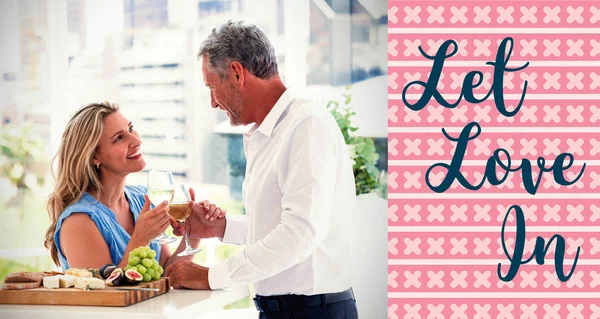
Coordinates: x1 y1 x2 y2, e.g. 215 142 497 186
166 21 358 318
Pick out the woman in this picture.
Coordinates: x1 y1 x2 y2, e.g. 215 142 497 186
44 101 225 271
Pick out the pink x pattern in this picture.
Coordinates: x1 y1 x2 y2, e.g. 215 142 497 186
450 237 468 255
427 271 445 288
520 304 537 319
566 6 584 24
520 6 538 23
473 271 491 288
497 304 514 319
566 204 584 222
474 304 492 319
566 138 584 156
389 204 399 222
427 237 445 255
543 72 561 90
427 6 445 24
450 304 468 319
427 204 445 222
389 39 399 57
404 6 421 24
566 105 584 123
450 204 468 222
520 270 538 288
450 271 468 288
590 138 600 155
543 271 561 288
543 304 561 319
543 39 561 57
566 304 584 319
404 172 422 189
403 39 422 57
404 237 421 255
403 204 421 222
474 6 491 24
497 6 515 23
474 39 492 56
543 138 561 156
543 6 561 23
566 72 584 90
450 6 468 24
389 237 399 255
473 237 492 255
543 105 561 123
474 204 492 222
427 304 444 319
566 39 584 57
404 271 422 288
543 204 561 222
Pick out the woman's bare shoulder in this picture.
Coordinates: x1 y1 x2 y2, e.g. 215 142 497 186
60 213 97 234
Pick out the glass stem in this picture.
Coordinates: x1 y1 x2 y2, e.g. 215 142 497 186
182 220 192 250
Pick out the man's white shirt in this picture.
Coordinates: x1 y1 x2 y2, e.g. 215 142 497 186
208 88 356 296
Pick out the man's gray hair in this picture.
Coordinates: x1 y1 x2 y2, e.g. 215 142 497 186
198 21 279 80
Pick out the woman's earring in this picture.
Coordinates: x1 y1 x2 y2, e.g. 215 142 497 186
95 163 100 169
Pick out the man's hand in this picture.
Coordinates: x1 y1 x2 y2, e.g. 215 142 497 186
165 260 211 290
171 188 226 238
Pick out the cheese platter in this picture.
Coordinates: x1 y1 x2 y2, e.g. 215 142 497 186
0 246 170 307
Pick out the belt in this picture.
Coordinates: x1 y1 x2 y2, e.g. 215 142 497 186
253 288 355 312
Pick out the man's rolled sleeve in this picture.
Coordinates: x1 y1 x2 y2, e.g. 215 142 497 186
222 214 248 245
208 261 233 290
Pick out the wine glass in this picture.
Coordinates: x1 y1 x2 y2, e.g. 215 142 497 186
171 184 202 256
146 169 177 244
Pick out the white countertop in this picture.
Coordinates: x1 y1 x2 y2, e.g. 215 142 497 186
0 286 251 319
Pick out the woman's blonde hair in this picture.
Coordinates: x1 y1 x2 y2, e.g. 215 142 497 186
44 101 119 266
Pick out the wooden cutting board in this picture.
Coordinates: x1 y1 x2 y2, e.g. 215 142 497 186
0 277 170 307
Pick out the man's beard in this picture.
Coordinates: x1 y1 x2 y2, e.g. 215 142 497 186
226 91 244 126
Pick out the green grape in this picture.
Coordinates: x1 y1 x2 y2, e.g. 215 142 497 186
141 258 152 268
131 248 140 257
136 265 147 274
151 259 159 269
128 256 140 266
157 266 164 275
142 273 152 282
148 250 157 259
139 250 147 258
153 271 161 280
146 268 156 278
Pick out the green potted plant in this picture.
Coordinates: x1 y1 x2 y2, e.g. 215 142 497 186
326 88 384 197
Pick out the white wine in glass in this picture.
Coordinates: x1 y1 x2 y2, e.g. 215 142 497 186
171 184 201 256
147 169 177 244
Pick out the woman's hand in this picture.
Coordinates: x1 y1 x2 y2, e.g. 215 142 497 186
132 195 171 243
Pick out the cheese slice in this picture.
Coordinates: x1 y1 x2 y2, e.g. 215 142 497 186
87 278 105 290
58 275 76 288
65 268 93 278
74 277 105 290
42 275 60 289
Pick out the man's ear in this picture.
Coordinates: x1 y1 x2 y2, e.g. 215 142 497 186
230 61 245 85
